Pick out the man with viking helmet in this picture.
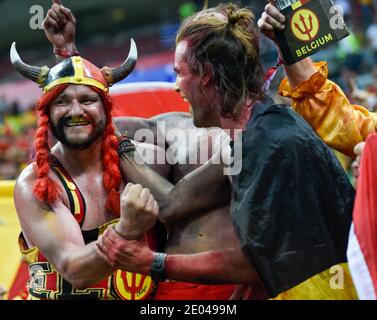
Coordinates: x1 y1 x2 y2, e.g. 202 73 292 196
11 38 165 300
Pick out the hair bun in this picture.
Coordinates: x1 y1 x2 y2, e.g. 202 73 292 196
228 12 240 25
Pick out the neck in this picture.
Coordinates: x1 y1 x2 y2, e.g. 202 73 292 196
218 103 252 140
54 140 103 174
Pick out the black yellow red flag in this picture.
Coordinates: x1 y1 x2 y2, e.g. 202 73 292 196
275 0 349 65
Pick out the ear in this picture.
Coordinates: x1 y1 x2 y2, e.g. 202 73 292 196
201 62 213 87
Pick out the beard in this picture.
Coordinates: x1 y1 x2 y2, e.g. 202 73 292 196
50 115 106 150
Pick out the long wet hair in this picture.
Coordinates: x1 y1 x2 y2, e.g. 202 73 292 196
176 3 265 119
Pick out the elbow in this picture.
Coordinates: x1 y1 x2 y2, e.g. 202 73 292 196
158 199 181 224
57 258 93 290
157 195 180 224
158 206 175 224
69 278 91 290
61 271 93 290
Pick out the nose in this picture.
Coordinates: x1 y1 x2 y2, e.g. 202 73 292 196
68 99 84 117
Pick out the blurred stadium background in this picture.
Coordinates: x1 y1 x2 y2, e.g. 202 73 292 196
1 0 377 298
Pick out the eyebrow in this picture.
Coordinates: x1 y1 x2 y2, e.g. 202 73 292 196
55 92 100 100
54 94 68 101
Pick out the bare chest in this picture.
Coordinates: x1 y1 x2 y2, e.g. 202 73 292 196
167 130 217 182
60 174 114 230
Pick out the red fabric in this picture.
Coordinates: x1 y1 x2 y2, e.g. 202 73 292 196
353 133 377 297
112 90 189 118
153 282 236 300
7 260 29 300
53 48 80 58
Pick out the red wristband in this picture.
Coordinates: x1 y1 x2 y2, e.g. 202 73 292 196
53 48 80 58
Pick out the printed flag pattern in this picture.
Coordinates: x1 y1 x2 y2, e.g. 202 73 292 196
347 134 377 300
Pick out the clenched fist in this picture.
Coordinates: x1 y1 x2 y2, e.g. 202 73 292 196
257 1 286 44
43 0 77 50
115 183 159 240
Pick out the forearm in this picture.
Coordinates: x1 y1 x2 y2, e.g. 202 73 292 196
54 42 78 62
280 61 377 156
282 56 316 89
120 150 230 223
58 241 115 289
97 228 261 285
164 248 259 285
119 150 174 216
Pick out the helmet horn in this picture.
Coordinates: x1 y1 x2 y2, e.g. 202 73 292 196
101 38 137 87
10 42 49 86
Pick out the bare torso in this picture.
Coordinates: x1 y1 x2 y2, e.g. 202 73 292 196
51 149 113 230
115 113 239 254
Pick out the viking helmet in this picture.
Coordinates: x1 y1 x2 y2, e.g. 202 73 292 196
10 39 137 93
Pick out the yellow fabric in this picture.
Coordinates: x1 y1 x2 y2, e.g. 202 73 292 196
44 76 108 93
272 263 358 300
0 181 22 293
291 1 302 9
279 61 377 158
19 218 154 300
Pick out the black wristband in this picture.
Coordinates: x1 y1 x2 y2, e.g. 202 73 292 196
150 252 167 282
118 138 136 156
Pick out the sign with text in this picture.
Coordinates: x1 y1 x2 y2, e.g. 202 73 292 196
275 0 349 65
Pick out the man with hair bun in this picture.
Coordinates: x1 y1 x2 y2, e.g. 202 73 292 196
95 3 357 299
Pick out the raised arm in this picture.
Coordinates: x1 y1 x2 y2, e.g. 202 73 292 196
258 1 377 157
43 0 78 62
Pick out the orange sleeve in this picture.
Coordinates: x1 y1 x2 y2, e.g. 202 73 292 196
279 61 377 157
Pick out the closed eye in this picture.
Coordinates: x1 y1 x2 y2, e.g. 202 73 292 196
54 100 68 106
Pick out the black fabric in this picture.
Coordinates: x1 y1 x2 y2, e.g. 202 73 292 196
231 97 355 297
44 58 75 87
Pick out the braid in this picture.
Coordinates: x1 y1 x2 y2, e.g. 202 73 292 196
33 86 67 204
96 90 121 217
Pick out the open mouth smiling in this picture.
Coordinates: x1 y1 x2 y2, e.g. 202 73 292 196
65 121 91 127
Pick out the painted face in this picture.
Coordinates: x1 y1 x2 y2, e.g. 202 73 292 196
174 40 219 128
49 85 106 149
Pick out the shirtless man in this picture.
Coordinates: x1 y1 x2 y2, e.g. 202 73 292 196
11 41 166 299
95 3 356 300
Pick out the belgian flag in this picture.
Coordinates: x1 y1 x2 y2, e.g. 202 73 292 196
348 134 377 300
275 0 349 65
231 97 357 299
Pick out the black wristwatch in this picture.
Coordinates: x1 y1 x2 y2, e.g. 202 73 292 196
150 252 167 282
118 137 136 156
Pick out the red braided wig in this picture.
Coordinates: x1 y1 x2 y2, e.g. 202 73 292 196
92 87 122 217
33 84 121 216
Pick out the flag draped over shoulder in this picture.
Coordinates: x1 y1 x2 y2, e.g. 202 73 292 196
231 98 355 297
348 134 377 300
